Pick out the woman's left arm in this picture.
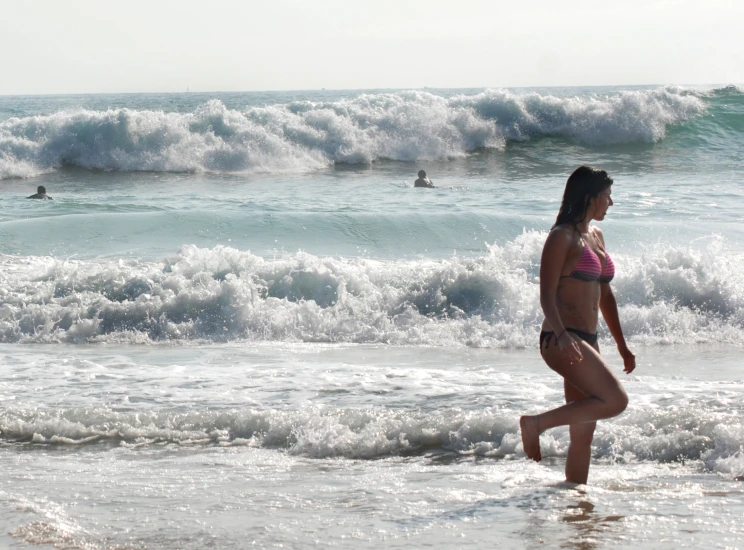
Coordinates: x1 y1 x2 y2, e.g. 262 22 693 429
594 227 635 374
599 284 635 373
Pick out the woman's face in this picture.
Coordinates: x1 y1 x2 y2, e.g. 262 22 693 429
591 186 613 221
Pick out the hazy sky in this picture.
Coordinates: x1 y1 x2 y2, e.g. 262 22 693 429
2 0 742 94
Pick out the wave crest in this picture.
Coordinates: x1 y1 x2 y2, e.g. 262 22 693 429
0 87 706 178
1 234 744 346
1 403 741 473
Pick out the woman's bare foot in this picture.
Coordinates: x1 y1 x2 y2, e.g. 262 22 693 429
520 415 542 462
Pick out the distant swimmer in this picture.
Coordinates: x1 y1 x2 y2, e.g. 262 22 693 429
27 186 53 200
414 170 435 188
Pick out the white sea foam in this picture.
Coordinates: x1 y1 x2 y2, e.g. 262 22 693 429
613 237 744 345
0 400 740 472
0 87 706 179
453 86 704 143
0 232 743 346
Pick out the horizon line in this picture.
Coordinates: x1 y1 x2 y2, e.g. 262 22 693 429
2 82 741 98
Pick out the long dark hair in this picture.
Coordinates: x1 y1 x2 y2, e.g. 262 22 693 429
553 166 613 229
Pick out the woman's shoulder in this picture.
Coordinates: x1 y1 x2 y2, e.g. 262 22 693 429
545 224 579 250
549 224 579 240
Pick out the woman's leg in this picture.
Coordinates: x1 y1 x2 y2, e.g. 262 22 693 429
564 380 596 484
520 338 627 462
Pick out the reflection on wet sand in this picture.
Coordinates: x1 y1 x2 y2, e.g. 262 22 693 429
561 500 624 549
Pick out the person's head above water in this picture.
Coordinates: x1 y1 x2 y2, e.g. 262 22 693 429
553 166 613 228
418 170 426 178
27 185 52 199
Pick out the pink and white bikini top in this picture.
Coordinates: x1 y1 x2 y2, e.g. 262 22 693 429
565 244 615 283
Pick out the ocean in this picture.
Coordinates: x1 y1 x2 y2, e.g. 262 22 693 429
0 85 743 548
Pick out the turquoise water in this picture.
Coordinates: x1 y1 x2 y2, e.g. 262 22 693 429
0 85 743 548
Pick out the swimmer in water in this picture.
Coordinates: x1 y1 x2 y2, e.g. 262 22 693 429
414 170 435 188
27 186 53 200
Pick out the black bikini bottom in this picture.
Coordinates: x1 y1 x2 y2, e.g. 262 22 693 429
540 328 598 349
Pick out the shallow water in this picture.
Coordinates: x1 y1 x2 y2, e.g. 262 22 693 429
0 344 742 549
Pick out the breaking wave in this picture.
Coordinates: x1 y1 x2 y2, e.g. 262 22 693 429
1 399 741 477
0 87 708 179
0 232 743 346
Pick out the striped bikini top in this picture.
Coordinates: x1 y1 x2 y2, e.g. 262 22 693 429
564 244 615 283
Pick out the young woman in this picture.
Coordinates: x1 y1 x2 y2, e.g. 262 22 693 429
521 166 636 484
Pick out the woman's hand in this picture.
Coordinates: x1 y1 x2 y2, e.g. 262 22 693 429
556 330 583 363
619 345 636 373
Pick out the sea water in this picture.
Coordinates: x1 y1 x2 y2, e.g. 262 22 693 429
0 85 743 548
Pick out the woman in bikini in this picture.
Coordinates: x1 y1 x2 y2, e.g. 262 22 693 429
520 166 636 484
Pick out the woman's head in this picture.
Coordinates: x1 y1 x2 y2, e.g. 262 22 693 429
553 166 613 228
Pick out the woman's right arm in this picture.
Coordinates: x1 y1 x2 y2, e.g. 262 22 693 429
539 229 583 362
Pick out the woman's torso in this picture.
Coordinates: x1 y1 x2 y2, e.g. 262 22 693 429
540 225 610 334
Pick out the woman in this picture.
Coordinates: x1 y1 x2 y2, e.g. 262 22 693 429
520 166 636 484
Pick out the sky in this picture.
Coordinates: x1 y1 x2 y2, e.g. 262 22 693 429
1 0 742 95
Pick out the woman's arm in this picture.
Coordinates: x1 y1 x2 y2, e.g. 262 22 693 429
593 227 635 373
540 228 583 362
599 284 636 373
